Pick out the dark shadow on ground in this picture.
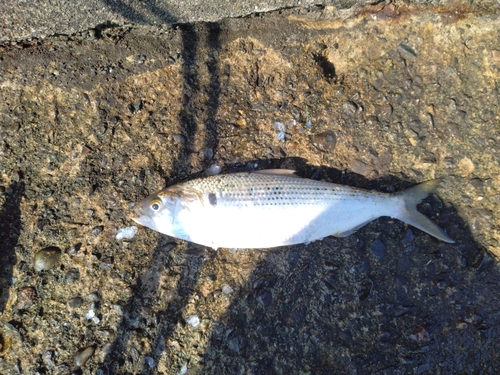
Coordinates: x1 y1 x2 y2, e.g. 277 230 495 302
99 0 177 25
195 159 500 374
97 2 220 374
0 181 24 315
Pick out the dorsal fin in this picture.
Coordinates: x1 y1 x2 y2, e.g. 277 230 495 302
252 169 301 178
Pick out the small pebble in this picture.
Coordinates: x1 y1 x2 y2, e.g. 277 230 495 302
416 363 431 375
113 304 123 314
379 103 393 118
235 118 246 127
401 229 415 244
63 268 80 283
202 147 214 160
357 279 373 301
67 297 83 308
228 337 241 353
92 226 104 237
350 159 372 177
173 134 186 144
116 226 138 240
186 315 200 328
491 49 500 62
34 247 62 271
0 323 16 354
437 280 447 288
130 100 143 114
457 157 474 177
349 259 370 275
477 254 494 272
398 43 417 58
99 343 113 361
86 303 97 321
379 332 391 342
257 291 272 307
67 243 82 255
252 275 278 290
178 364 187 375
55 365 70 374
100 257 114 270
206 164 222 176
273 122 286 141
410 326 430 342
16 287 37 309
370 239 386 259
311 131 337 153
222 285 233 294
343 101 357 116
144 356 155 368
75 346 95 367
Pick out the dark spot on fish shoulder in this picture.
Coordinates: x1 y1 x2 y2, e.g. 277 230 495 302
208 193 217 206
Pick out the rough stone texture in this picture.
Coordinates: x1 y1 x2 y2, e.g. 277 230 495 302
1 2 500 374
0 0 366 43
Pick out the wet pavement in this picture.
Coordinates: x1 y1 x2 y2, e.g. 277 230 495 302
1 2 500 374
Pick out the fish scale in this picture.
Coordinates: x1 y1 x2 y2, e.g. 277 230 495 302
132 169 454 249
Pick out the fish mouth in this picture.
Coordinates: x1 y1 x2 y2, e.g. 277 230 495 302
132 215 157 231
131 207 142 223
133 206 143 217
132 215 146 226
132 207 153 228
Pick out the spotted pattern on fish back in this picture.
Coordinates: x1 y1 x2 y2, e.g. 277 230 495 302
182 172 376 206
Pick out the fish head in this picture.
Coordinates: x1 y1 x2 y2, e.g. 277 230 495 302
132 186 201 240
132 193 167 233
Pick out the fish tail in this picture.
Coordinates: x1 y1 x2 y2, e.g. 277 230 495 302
394 179 454 243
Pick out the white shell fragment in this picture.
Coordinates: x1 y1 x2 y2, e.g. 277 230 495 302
273 121 286 141
86 308 95 320
75 346 95 367
144 356 155 368
206 164 222 176
186 315 200 328
86 304 100 324
116 226 138 240
222 285 233 294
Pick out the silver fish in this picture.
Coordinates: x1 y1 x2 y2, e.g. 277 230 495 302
132 169 454 249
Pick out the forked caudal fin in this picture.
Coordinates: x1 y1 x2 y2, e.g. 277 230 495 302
394 179 455 243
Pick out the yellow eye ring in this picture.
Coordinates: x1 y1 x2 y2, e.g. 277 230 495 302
150 199 162 211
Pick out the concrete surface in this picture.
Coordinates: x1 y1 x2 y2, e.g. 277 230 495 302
1 1 500 374
1 0 367 43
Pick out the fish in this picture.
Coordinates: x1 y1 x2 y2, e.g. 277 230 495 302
132 169 454 249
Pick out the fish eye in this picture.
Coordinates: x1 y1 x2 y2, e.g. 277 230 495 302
150 199 162 211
